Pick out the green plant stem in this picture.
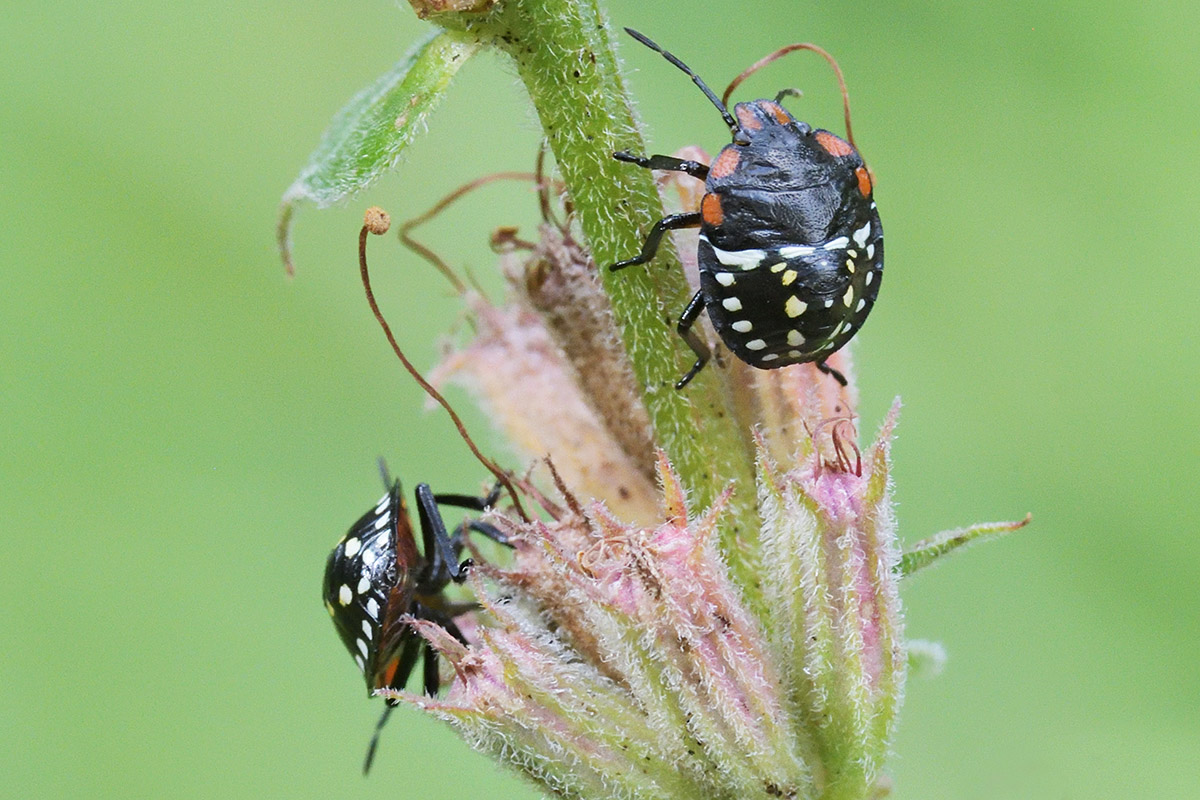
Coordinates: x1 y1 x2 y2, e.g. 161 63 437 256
431 0 763 601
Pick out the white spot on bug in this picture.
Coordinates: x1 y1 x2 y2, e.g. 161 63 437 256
824 298 834 308
761 353 780 361
843 288 854 307
722 297 743 312
781 269 798 285
732 320 753 333
356 638 369 658
708 240 766 269
845 259 855 274
373 513 390 531
375 495 389 513
343 537 361 558
779 244 815 258
746 339 767 351
365 598 380 620
823 236 850 251
325 601 335 617
847 249 857 258
361 547 378 568
715 271 735 286
788 349 804 358
787 329 805 346
852 221 871 248
870 202 877 210
355 654 365 672
785 296 806 318
865 271 875 286
857 298 867 311
357 576 371 595
866 243 875 259
362 620 373 640
338 585 353 606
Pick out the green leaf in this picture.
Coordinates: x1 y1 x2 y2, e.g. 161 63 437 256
278 29 481 273
900 514 1031 578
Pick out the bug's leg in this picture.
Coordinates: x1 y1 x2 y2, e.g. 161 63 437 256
421 641 440 696
436 482 510 552
446 520 510 564
815 359 849 386
362 705 396 775
674 290 711 390
363 634 422 774
433 479 502 513
610 212 702 271
614 151 710 180
414 483 467 590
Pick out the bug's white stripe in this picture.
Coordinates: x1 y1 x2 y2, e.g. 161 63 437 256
823 236 850 251
713 246 766 269
779 244 815 258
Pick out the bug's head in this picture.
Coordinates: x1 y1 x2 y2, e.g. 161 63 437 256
731 99 811 142
323 481 421 695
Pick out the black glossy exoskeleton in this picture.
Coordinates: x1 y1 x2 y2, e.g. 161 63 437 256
612 29 883 389
323 468 507 773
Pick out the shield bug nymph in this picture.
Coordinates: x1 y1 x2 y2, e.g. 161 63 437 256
323 468 507 772
611 28 883 389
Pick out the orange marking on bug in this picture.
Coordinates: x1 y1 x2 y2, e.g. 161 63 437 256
701 193 724 226
760 100 791 125
710 148 740 179
378 657 399 689
816 131 854 157
735 105 762 131
855 166 873 197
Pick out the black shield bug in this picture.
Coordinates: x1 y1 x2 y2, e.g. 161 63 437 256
611 28 883 389
323 466 508 773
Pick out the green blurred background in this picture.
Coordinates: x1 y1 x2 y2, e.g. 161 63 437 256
3 0 1197 797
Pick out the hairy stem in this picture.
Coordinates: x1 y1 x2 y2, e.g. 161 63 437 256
435 0 763 602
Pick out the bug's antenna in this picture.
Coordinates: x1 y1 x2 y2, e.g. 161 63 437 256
362 703 395 775
720 42 858 150
376 458 395 491
359 208 530 522
624 28 744 140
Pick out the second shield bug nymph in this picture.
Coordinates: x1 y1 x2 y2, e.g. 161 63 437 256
611 29 883 389
323 468 508 773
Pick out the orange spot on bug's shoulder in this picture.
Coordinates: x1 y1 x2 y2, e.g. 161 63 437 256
815 131 854 157
735 104 762 131
701 193 724 226
710 148 740 179
855 166 873 197
759 100 791 125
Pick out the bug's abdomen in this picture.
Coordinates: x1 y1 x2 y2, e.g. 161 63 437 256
698 207 883 368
